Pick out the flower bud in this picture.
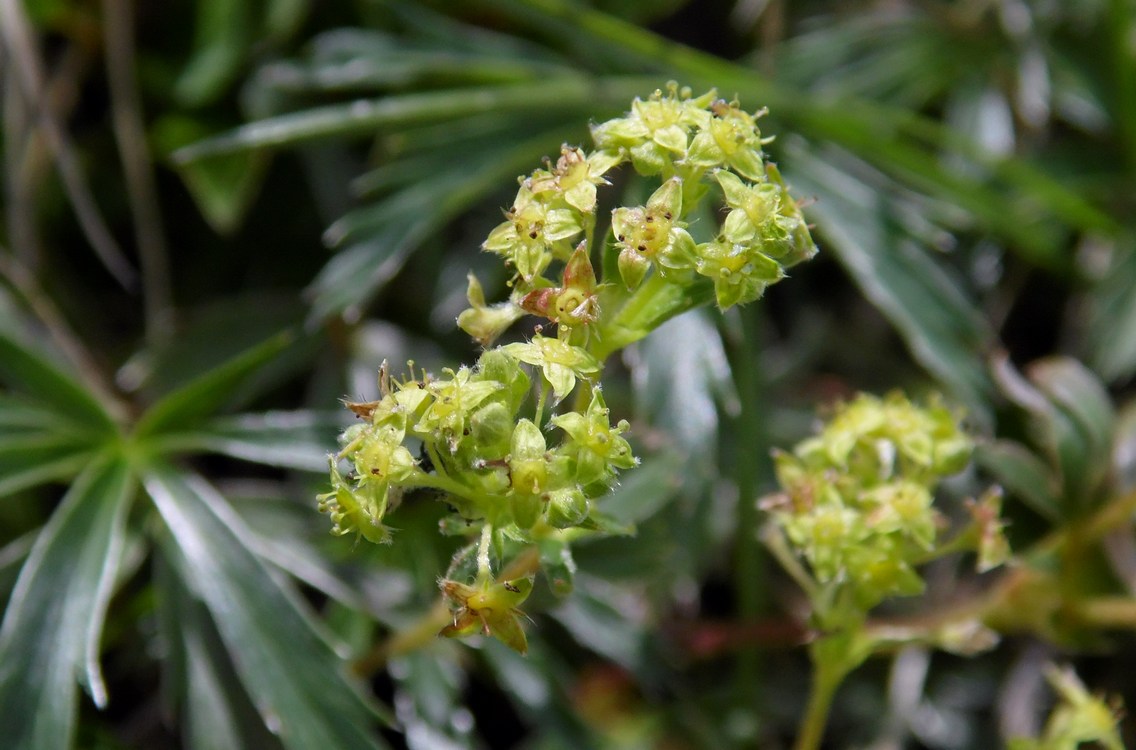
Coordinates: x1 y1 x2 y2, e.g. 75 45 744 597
546 487 589 528
457 273 524 346
470 401 514 458
509 419 548 495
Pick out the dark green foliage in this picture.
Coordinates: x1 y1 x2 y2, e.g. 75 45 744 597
2 0 1135 748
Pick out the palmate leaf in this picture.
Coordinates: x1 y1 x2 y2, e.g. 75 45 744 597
152 410 340 472
0 454 134 750
0 438 100 497
0 333 117 496
0 329 118 436
135 330 295 437
155 546 285 750
144 464 390 749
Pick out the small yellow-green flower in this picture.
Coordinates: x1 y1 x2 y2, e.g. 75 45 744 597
591 85 715 175
484 185 583 281
693 234 784 309
501 334 600 401
765 392 1004 614
527 146 622 214
611 177 696 289
418 366 503 450
457 272 524 346
551 388 637 485
440 576 535 654
685 98 768 180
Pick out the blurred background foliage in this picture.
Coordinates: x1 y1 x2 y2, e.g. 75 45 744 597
1 0 1135 747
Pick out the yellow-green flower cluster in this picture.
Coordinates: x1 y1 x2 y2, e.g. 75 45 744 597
1008 665 1125 750
465 83 818 353
594 84 817 308
318 348 636 546
482 145 621 284
764 393 997 613
325 86 818 653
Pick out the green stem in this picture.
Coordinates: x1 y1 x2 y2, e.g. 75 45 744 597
794 649 850 750
351 600 450 677
591 273 713 360
534 378 549 427
582 206 597 259
413 470 496 511
353 545 546 677
759 522 819 600
727 305 769 708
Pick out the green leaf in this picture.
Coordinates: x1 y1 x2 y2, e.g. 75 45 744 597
308 125 582 320
136 294 310 400
385 650 473 750
632 311 735 478
0 446 99 497
974 440 1062 523
172 78 651 161
592 455 683 527
0 330 117 435
151 410 340 472
1084 240 1136 383
135 331 296 437
787 147 996 417
263 27 566 92
175 0 251 106
554 577 649 670
0 454 134 749
1028 358 1115 481
0 394 77 430
155 548 285 750
144 465 390 748
1112 398 1136 494
153 114 270 234
227 492 373 614
538 539 577 597
991 355 1107 515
